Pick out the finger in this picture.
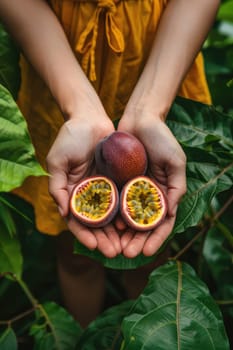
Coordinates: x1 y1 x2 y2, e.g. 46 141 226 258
120 229 134 250
143 215 176 256
48 169 70 217
93 228 118 258
122 231 150 258
114 215 128 231
167 159 187 217
67 216 98 250
104 224 122 254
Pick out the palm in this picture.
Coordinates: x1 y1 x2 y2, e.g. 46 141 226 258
47 118 122 257
117 117 186 257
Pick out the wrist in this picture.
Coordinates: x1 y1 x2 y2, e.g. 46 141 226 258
123 98 170 127
56 83 109 123
123 80 174 124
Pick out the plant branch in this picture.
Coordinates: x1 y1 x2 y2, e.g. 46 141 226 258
0 195 33 223
215 220 233 249
212 194 233 222
216 299 233 306
0 308 35 326
14 276 59 345
171 226 208 261
0 271 16 279
16 277 38 306
0 273 59 346
171 193 233 260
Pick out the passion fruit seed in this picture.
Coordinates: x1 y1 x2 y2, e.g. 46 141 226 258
126 180 163 226
74 180 112 220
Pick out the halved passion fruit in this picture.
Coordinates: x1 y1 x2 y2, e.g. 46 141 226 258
120 176 167 231
70 175 119 228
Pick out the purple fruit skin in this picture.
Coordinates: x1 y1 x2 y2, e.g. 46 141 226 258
95 131 148 188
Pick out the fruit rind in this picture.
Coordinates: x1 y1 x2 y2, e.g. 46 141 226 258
95 131 148 188
70 175 119 228
120 176 167 231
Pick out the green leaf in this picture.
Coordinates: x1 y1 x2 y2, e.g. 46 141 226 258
0 84 47 192
74 242 155 270
0 198 16 237
174 154 233 234
0 327 17 350
0 23 20 99
30 302 82 350
203 227 233 311
167 98 233 234
77 301 133 350
227 78 233 87
121 261 230 350
0 222 23 278
167 97 233 151
217 1 233 23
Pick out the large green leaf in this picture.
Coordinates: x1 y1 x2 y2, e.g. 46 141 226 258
217 1 233 23
0 23 20 99
167 97 233 152
168 97 233 234
0 222 22 279
74 241 155 270
0 327 17 350
77 301 133 350
74 98 233 270
0 199 16 237
0 84 46 192
30 302 82 350
121 261 230 350
203 226 233 318
174 149 233 234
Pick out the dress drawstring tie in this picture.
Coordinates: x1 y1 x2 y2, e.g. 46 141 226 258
75 0 124 81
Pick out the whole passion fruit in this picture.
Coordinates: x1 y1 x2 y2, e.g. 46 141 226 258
120 176 167 231
95 131 148 188
70 175 119 228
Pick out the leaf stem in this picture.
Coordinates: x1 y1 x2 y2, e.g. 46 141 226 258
13 276 58 341
0 195 33 223
171 226 207 260
0 308 35 326
0 273 61 348
214 220 233 249
176 261 182 350
172 193 233 260
16 277 38 306
216 299 233 306
212 194 233 222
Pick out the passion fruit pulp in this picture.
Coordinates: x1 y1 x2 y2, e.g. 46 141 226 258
95 131 148 188
70 175 119 228
120 176 167 231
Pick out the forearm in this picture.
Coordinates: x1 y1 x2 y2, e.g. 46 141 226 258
124 0 220 120
0 0 107 120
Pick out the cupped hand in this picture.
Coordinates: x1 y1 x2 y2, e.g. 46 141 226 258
46 116 122 258
117 114 187 258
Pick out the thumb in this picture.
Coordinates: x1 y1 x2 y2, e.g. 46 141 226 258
166 168 187 217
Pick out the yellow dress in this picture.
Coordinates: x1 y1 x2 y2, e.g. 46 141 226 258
14 0 212 235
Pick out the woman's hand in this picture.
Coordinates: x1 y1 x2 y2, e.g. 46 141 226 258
46 116 122 258
117 113 186 258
